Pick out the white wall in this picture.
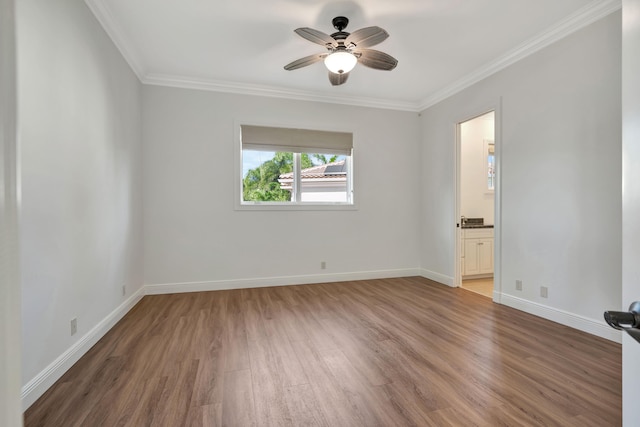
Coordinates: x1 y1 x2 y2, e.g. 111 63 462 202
460 112 495 224
17 0 143 408
1 0 22 424
143 86 421 290
421 12 622 337
622 0 640 424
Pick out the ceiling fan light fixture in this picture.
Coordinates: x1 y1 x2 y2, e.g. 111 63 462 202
324 51 357 74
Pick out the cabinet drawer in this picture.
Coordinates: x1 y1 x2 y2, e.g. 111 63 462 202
463 228 493 239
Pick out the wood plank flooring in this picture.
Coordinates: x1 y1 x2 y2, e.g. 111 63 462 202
24 277 622 426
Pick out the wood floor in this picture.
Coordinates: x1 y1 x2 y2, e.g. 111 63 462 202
25 277 622 426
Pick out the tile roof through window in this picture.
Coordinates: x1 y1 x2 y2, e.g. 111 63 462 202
279 160 346 180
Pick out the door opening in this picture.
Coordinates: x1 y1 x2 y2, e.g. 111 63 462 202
457 111 495 298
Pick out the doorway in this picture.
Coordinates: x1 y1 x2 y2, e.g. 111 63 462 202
457 111 495 298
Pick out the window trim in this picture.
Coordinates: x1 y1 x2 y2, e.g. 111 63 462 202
234 120 357 211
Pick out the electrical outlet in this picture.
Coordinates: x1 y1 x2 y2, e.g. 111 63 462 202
516 280 523 291
321 261 326 270
122 285 126 296
70 318 77 336
540 286 548 298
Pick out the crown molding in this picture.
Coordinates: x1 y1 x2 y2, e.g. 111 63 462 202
84 0 145 80
417 0 622 111
142 73 422 112
85 0 620 113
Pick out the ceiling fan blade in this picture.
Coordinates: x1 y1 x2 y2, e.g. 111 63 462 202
284 53 327 71
345 26 389 48
328 71 349 86
294 28 337 47
355 49 398 70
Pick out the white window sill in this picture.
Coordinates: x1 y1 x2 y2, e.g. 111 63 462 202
235 202 358 211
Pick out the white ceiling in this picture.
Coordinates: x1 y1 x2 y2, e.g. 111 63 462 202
85 0 620 111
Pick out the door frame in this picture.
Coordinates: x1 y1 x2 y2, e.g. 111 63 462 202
622 0 640 423
454 99 502 303
1 0 23 423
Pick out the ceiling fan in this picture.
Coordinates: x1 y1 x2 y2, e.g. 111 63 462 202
284 16 398 86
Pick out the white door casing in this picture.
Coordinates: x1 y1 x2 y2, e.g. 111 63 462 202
622 1 640 425
0 0 23 425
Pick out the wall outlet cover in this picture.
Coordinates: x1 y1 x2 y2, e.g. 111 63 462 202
70 318 77 336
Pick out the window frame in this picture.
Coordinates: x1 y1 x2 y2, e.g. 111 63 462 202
484 139 495 193
234 121 357 211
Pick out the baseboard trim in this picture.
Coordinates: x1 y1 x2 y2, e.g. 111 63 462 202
499 292 622 343
21 287 145 410
145 268 422 295
419 269 454 287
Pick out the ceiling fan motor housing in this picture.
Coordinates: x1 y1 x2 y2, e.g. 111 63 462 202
331 16 350 41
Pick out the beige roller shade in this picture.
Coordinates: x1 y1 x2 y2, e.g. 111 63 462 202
241 125 353 155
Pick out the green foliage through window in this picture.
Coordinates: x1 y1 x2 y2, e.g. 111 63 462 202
242 152 341 202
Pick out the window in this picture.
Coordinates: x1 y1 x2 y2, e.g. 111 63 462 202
239 125 354 208
484 139 495 192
